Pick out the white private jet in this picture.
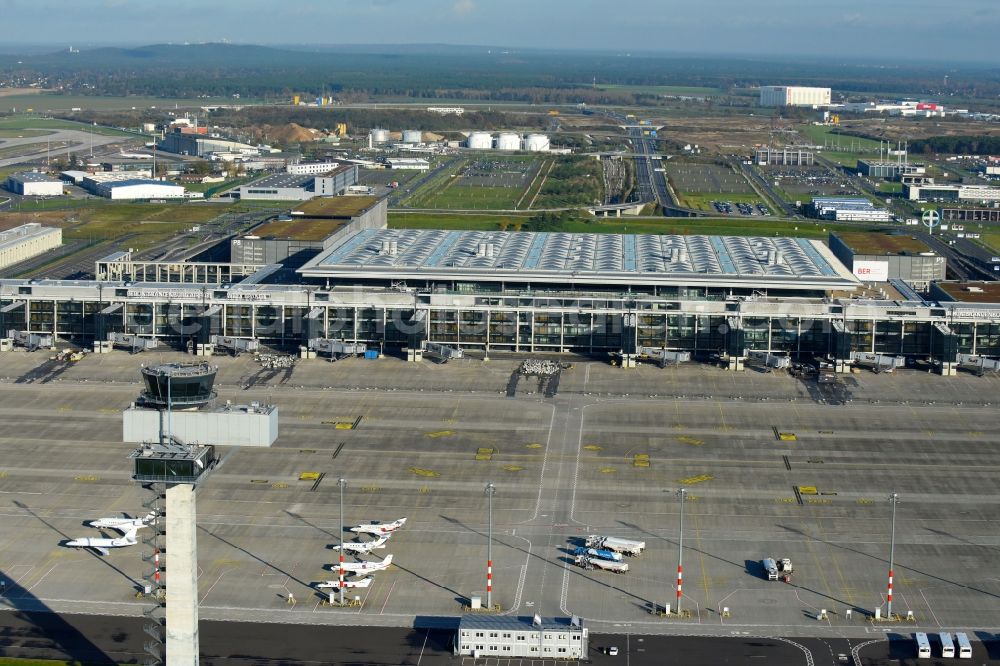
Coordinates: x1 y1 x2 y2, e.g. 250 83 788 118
119 151 150 159
333 554 393 575
318 576 373 590
332 535 390 553
65 525 139 556
88 511 157 531
350 517 407 535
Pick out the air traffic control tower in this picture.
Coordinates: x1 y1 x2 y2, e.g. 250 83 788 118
129 362 220 666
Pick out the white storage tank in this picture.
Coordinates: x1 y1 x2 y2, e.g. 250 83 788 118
369 128 390 144
524 134 550 152
496 132 522 151
402 130 422 144
467 132 494 150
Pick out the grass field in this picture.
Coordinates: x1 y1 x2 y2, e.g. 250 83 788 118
978 232 1000 255
0 129 54 138
421 185 525 210
0 117 141 138
797 124 883 151
389 211 837 239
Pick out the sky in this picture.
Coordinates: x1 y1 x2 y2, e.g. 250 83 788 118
0 0 997 63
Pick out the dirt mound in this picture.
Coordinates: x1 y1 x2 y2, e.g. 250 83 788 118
256 123 326 145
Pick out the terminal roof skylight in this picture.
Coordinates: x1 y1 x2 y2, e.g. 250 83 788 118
307 229 844 281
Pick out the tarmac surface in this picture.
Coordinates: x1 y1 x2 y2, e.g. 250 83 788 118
0 349 999 658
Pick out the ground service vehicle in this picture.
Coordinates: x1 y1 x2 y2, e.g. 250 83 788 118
762 558 779 580
574 555 628 573
573 546 623 562
585 535 645 556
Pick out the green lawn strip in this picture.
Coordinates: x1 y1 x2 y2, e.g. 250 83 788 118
423 185 523 210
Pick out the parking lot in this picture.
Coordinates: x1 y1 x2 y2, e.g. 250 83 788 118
0 350 999 639
760 165 858 200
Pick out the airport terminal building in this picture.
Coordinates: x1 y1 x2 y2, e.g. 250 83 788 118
3 215 1000 371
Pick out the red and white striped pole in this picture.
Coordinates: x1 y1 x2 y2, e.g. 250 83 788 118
675 488 686 615
887 493 898 618
485 482 496 609
154 549 160 586
339 552 345 596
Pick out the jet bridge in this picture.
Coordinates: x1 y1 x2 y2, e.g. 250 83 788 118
7 329 53 351
635 347 691 368
956 353 1000 377
851 352 905 374
108 332 159 354
306 338 367 362
747 350 792 371
209 335 260 356
422 341 464 362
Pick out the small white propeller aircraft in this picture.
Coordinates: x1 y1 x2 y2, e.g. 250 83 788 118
334 554 393 575
332 535 390 553
65 525 140 556
87 511 156 531
349 517 406 535
318 576 373 590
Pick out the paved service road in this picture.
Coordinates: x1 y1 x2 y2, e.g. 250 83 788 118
19 610 992 665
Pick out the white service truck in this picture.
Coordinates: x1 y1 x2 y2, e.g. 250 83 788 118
585 535 645 556
575 555 629 573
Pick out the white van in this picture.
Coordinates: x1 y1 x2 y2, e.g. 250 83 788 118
939 632 954 658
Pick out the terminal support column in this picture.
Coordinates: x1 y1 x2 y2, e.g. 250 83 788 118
165 484 199 666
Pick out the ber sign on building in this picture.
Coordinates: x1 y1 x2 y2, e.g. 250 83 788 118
853 260 889 282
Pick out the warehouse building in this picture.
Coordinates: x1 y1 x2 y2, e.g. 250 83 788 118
755 146 814 166
904 183 1000 203
810 197 893 223
93 178 189 200
759 86 831 107
829 232 946 286
455 616 587 659
158 131 258 157
0 223 62 269
857 160 926 180
5 172 63 196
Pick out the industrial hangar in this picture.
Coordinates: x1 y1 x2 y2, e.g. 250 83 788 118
2 207 1000 373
